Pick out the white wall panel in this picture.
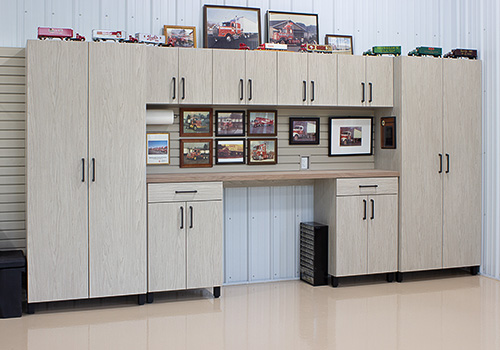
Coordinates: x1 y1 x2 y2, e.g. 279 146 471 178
271 186 295 280
248 187 271 281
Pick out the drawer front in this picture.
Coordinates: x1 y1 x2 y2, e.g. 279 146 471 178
336 177 398 196
148 182 223 203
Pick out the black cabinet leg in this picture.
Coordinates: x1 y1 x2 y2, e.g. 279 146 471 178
213 286 221 298
27 303 35 314
386 272 395 283
470 266 479 275
331 277 339 288
396 272 403 283
138 294 146 305
146 293 154 304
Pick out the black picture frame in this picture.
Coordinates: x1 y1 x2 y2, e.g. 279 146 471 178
289 117 320 145
215 139 246 165
266 10 319 52
328 117 373 156
215 110 245 137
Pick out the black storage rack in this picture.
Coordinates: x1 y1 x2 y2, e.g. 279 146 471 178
299 222 328 286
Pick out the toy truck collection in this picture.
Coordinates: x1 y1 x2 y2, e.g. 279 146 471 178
444 48 478 59
363 46 401 56
408 46 442 57
37 27 85 41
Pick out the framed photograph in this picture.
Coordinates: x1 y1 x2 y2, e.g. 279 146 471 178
380 117 396 149
180 139 213 168
325 34 353 55
147 133 170 165
267 11 318 52
248 139 277 165
215 111 245 136
247 110 277 136
289 117 320 145
204 5 261 49
180 108 213 137
215 139 245 165
329 117 373 156
163 25 196 48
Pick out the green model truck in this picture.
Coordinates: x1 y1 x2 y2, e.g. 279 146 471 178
408 46 442 57
363 46 401 56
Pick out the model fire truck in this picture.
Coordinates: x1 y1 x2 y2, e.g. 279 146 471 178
408 46 442 57
255 43 287 51
135 33 165 45
300 44 333 53
363 46 401 56
37 27 85 41
444 48 478 59
92 30 127 42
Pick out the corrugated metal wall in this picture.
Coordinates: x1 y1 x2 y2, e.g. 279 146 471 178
0 0 498 280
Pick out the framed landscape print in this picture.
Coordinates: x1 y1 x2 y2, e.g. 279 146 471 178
204 5 261 49
179 108 213 137
325 34 353 55
146 133 169 165
267 11 318 52
163 25 196 47
247 110 277 136
289 117 320 145
215 139 245 165
248 139 277 165
329 117 373 156
215 111 245 136
180 139 213 168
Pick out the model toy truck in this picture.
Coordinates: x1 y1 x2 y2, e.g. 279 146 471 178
92 30 127 42
256 43 287 51
408 46 442 57
37 27 85 41
363 46 401 56
300 44 333 53
444 48 478 59
252 117 274 127
252 143 273 160
135 33 165 45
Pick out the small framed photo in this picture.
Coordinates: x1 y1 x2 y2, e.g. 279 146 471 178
247 110 277 136
325 34 353 55
180 139 213 168
204 5 261 49
163 25 196 48
248 139 277 165
289 117 320 145
329 117 373 156
267 11 319 52
147 133 170 165
380 117 396 149
215 139 245 165
180 108 213 137
215 111 245 136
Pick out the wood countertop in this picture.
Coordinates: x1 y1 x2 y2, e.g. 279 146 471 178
147 170 399 184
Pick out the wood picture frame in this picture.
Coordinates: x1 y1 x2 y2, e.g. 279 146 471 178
247 138 278 165
325 34 353 55
289 117 320 145
328 117 373 156
215 139 246 165
146 133 170 165
180 139 213 168
267 11 319 52
163 25 197 48
247 110 277 136
215 111 245 136
203 5 261 49
179 108 213 137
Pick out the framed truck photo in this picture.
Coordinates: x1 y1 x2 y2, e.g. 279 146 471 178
204 5 261 49
215 139 245 165
325 34 353 55
146 133 170 165
248 139 277 165
289 117 320 145
163 25 196 47
180 108 213 137
267 11 319 52
247 110 277 136
215 111 245 136
329 117 373 156
180 139 213 168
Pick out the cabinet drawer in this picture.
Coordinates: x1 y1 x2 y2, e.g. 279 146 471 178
148 182 223 203
336 177 398 196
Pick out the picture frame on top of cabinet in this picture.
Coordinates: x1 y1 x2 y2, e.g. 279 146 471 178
146 132 170 165
163 25 197 48
247 110 277 136
203 5 261 50
267 11 318 52
325 34 353 55
215 139 245 165
180 139 213 168
215 111 245 136
289 117 320 145
329 117 373 156
180 108 213 137
248 138 277 165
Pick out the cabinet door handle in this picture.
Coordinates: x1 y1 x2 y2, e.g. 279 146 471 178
172 77 176 100
181 77 185 100
370 199 375 220
359 184 378 188
175 190 198 194
303 81 307 101
92 158 96 182
248 79 253 100
240 79 244 100
368 82 373 102
361 82 365 103
81 158 85 182
363 199 367 220
445 154 450 173
189 206 193 229
311 81 315 102
180 206 184 229
438 154 443 174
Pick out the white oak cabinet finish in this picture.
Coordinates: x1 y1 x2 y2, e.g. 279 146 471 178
179 49 213 104
146 47 178 103
148 182 223 293
338 55 393 107
246 50 278 105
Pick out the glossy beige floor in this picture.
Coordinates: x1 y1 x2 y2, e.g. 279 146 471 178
1 272 499 350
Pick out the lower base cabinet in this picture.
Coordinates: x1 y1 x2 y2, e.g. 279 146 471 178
147 182 223 295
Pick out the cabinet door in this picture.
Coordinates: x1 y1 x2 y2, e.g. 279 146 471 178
367 195 398 274
399 57 443 272
146 47 178 103
88 43 147 298
212 50 245 105
148 203 186 292
26 40 89 303
337 55 365 106
186 201 223 289
178 49 213 104
308 54 338 106
335 196 368 276
366 56 393 107
277 52 308 105
246 50 277 105
442 59 482 268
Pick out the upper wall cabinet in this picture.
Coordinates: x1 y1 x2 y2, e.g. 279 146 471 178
338 55 393 107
